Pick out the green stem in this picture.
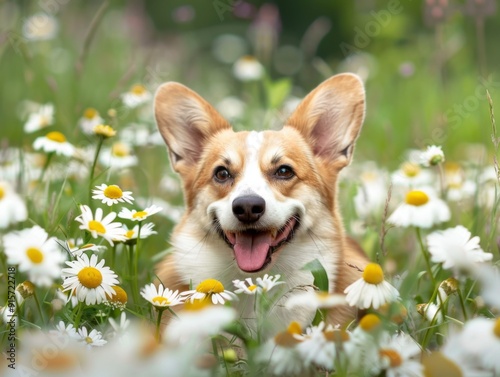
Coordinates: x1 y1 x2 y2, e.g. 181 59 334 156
155 308 164 342
110 244 116 270
88 136 105 203
73 302 84 329
133 222 142 292
128 243 139 305
33 291 46 325
457 287 468 321
38 152 54 185
415 227 437 287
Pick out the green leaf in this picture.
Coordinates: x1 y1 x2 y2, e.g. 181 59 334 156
301 258 329 292
265 78 292 109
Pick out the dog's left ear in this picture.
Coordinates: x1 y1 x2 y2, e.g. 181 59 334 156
286 73 365 169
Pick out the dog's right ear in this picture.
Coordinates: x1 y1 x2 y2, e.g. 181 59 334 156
154 82 231 173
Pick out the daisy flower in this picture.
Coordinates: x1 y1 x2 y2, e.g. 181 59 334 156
0 181 28 229
181 278 237 305
391 162 433 188
92 183 134 206
255 321 306 376
2 225 66 287
164 302 237 345
475 265 500 311
417 303 444 325
233 277 259 295
286 291 347 312
141 283 184 309
441 317 500 375
121 84 152 108
295 321 352 371
61 253 119 305
118 204 163 222
93 124 116 139
33 131 75 157
108 312 131 336
420 145 445 167
233 55 264 81
105 285 128 310
79 108 104 135
256 274 285 292
388 188 450 228
75 205 126 246
216 96 246 121
344 263 399 310
99 142 138 169
123 222 157 243
232 274 284 295
24 103 54 133
374 333 424 377
66 239 107 258
426 226 492 273
354 168 389 219
22 13 59 41
77 326 107 348
51 320 79 339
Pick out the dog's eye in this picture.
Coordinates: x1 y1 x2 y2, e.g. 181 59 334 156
214 167 232 183
274 165 295 179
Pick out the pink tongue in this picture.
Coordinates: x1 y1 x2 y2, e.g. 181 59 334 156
234 232 272 272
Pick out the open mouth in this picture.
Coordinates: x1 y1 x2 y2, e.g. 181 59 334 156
217 216 299 273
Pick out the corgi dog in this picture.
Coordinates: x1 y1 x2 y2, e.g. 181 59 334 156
154 73 369 330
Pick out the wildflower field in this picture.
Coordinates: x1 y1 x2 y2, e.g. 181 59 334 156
1 1 500 376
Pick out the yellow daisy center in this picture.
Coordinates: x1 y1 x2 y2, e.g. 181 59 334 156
111 142 129 157
493 318 500 338
444 161 461 173
363 263 384 284
287 321 302 335
405 190 429 206
125 230 135 239
0 186 4 200
196 279 224 294
26 247 44 264
93 124 116 138
402 162 420 177
185 298 211 311
88 220 106 234
46 131 66 143
324 329 350 342
106 286 128 304
248 285 257 291
40 115 51 127
132 211 147 219
359 313 381 332
152 296 170 306
85 336 93 344
379 349 403 367
131 84 147 95
78 267 103 289
447 181 462 189
84 108 98 119
361 171 378 182
103 185 123 199
274 321 302 347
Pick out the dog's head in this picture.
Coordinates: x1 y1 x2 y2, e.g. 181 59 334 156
154 74 365 275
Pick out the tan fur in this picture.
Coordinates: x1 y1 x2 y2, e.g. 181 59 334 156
154 73 369 330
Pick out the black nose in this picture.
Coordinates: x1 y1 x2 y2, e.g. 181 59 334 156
232 195 266 223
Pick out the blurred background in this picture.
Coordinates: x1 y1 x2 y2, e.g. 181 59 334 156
0 0 499 257
1 0 499 159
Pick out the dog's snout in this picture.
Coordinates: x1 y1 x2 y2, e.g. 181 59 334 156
232 195 266 223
